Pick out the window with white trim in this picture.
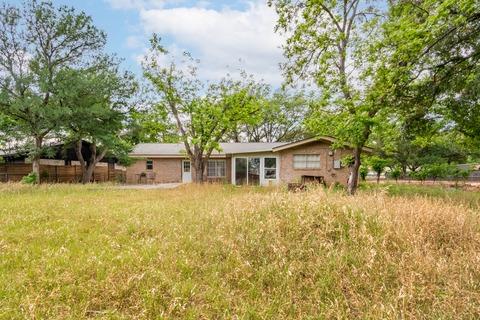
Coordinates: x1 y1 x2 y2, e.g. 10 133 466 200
183 160 191 173
293 154 320 169
264 157 277 179
207 160 226 177
333 160 342 169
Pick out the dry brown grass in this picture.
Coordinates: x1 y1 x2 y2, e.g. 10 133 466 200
0 183 479 319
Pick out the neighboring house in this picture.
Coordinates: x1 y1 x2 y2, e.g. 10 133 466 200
458 163 480 181
127 137 373 186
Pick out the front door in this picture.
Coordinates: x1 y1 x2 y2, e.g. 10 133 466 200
182 160 192 183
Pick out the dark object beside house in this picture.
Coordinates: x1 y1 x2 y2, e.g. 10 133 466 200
288 175 326 192
287 183 307 192
301 175 326 185
136 171 156 184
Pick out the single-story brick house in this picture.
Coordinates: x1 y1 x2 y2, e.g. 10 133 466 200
127 137 372 186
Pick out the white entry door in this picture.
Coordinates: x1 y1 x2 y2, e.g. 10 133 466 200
182 160 192 183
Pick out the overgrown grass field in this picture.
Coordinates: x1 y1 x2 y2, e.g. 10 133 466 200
0 183 479 319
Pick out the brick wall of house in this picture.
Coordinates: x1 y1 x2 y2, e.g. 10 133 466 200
126 158 182 184
279 142 352 186
126 157 231 184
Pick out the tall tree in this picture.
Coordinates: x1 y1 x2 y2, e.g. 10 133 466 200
381 0 480 147
126 107 179 144
124 81 181 144
0 114 20 154
230 90 310 142
269 0 385 194
0 0 105 182
143 35 265 183
57 57 136 183
442 67 480 147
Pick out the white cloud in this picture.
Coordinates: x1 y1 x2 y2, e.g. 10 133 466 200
138 1 285 86
125 35 142 49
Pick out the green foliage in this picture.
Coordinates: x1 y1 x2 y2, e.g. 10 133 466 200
359 165 368 181
143 34 266 181
388 167 402 181
449 166 473 184
371 114 475 175
126 107 179 144
413 163 454 182
269 0 387 194
21 172 38 185
230 90 311 142
380 0 480 147
0 114 21 148
57 57 136 172
0 0 106 182
368 156 390 176
427 163 449 182
411 168 428 182
341 155 354 168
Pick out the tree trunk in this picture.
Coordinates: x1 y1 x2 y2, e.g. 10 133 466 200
82 143 97 184
85 145 108 184
32 136 43 184
83 165 96 184
75 140 87 183
76 140 108 184
347 147 361 195
193 158 205 184
401 165 407 179
32 158 40 183
376 172 380 184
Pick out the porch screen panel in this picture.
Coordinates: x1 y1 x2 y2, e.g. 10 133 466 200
235 158 247 185
264 157 277 179
248 158 260 185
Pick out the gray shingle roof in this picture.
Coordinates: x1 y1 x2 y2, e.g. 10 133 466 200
131 142 289 157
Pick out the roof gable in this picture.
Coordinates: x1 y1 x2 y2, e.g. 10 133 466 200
272 137 373 153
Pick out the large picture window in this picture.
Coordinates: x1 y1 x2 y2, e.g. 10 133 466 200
207 160 226 177
264 157 277 179
293 154 320 169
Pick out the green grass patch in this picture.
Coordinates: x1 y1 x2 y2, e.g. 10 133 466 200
361 182 480 208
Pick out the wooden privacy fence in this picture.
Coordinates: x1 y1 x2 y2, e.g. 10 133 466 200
0 163 126 183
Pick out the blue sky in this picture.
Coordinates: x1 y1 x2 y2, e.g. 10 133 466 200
15 0 285 85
